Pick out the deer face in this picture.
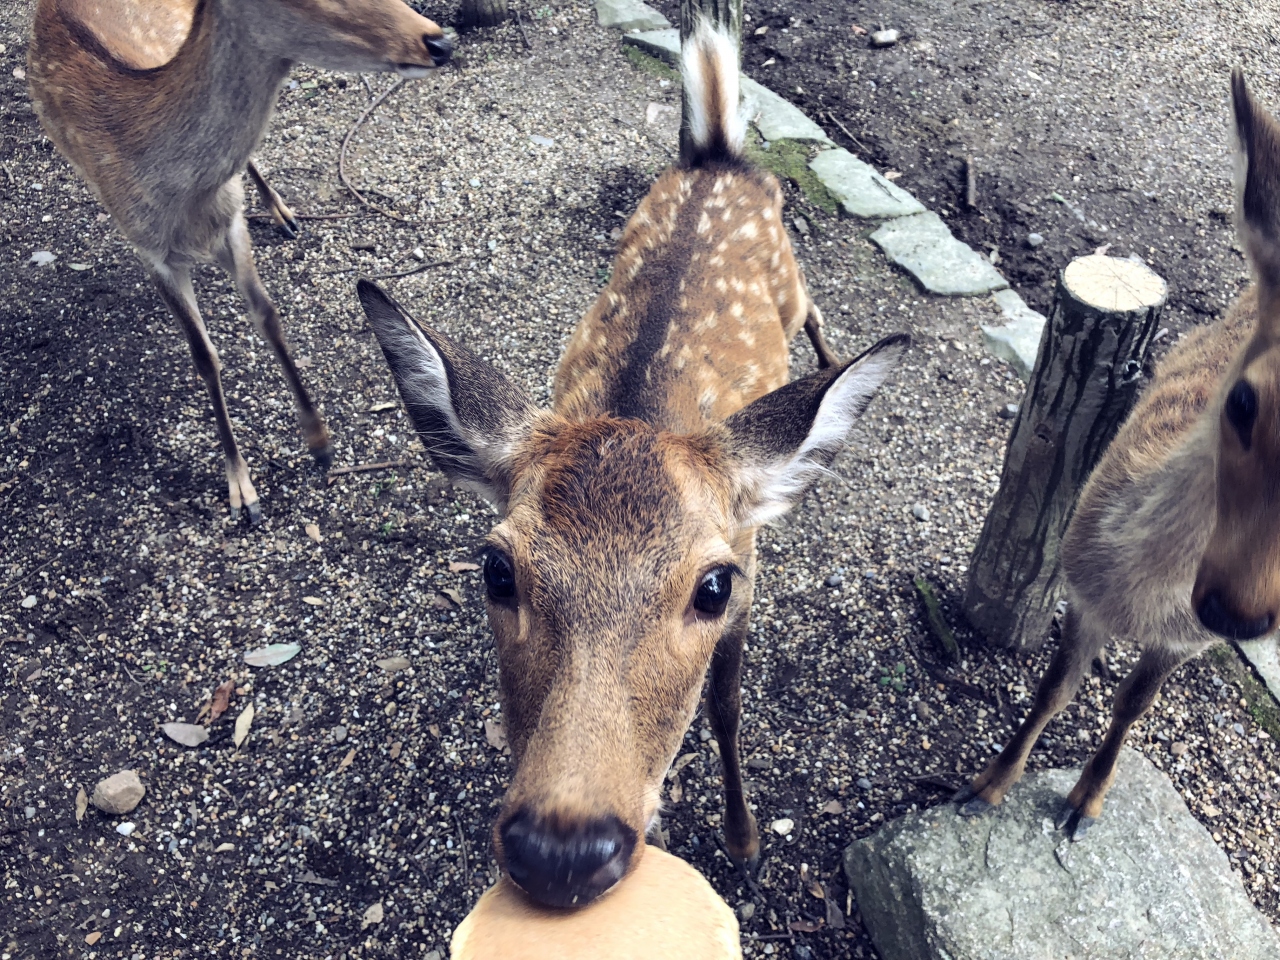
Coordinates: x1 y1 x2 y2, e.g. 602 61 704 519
1193 72 1280 640
357 281 906 907
266 0 451 75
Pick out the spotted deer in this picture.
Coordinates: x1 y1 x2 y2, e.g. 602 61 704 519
358 22 907 908
955 70 1280 839
26 0 452 521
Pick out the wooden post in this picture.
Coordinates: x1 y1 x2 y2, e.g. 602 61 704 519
679 0 743 162
456 0 509 30
964 255 1167 651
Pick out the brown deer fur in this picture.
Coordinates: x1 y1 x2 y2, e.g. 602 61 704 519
360 22 907 909
956 71 1280 839
26 0 451 521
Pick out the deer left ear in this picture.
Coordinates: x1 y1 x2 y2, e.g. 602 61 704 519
1232 69 1280 292
723 333 909 527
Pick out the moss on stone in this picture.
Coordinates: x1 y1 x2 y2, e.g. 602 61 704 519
1206 643 1280 741
743 136 840 216
622 45 678 81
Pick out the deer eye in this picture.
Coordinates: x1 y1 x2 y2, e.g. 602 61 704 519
1225 380 1258 450
483 550 517 602
693 567 734 616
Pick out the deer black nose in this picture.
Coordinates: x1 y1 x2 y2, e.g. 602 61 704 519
1196 591 1273 640
424 35 452 66
500 809 635 908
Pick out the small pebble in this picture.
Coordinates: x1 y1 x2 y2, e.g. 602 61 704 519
912 503 931 522
21 594 37 609
999 403 1020 419
869 29 899 47
333 725 348 743
116 822 136 837
24 806 36 820
857 777 872 791
770 818 794 836
793 216 810 237
1171 741 1188 757
915 700 933 721
825 573 843 588
1233 723 1245 736
1027 232 1045 248
737 902 755 921
412 248 425 261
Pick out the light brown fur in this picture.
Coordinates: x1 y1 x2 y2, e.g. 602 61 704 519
957 72 1280 838
27 0 450 520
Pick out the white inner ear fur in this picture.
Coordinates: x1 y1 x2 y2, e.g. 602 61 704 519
681 19 748 156
738 346 903 528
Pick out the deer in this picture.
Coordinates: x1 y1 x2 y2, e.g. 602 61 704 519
357 21 908 909
954 70 1280 841
25 0 453 522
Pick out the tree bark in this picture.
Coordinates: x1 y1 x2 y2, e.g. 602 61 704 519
964 254 1167 651
679 0 743 161
457 0 509 30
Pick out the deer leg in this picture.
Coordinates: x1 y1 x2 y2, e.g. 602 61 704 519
955 604 1103 815
245 160 299 239
216 214 334 468
707 596 759 868
150 263 260 523
1056 645 1188 841
803 300 840 369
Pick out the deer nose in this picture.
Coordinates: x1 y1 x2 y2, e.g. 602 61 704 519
500 809 635 908
1196 591 1273 640
424 35 452 66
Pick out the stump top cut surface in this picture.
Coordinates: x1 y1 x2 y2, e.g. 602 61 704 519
1063 254 1167 312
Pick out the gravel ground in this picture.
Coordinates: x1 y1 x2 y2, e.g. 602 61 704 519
2 2 1279 959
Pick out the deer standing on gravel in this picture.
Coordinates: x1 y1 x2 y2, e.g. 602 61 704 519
26 0 452 522
955 71 1280 839
359 22 906 908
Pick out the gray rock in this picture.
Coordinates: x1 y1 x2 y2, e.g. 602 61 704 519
845 749 1280 960
621 27 680 64
826 573 843 588
90 770 145 815
1027 232 1045 248
737 902 756 921
981 289 1048 380
333 724 348 743
857 777 872 791
595 0 669 33
870 212 1009 297
912 504 931 522
793 216 810 237
869 29 900 48
998 403 1020 419
741 77 833 145
809 148 925 220
1237 637 1280 706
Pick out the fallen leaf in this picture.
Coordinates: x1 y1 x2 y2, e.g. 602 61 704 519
449 561 480 573
264 881 279 893
367 401 397 412
75 786 87 824
210 680 234 722
376 656 411 673
214 842 236 853
667 752 698 780
162 722 210 748
302 596 324 606
244 642 302 667
825 896 846 930
484 719 508 751
305 523 322 544
850 23 868 35
24 667 42 683
427 724 441 738
1094 243 1112 256
233 704 254 748
669 776 683 804
790 920 821 934
439 588 463 607
68 263 91 271
85 932 102 946
297 870 338 887
389 741 402 760
338 748 356 771
820 799 844 815
807 881 825 900
361 901 384 929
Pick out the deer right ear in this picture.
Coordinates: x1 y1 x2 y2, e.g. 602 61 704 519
1232 69 1280 291
357 280 537 510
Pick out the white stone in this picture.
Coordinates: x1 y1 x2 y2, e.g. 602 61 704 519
770 818 794 836
595 0 669 33
115 822 136 837
809 148 924 220
1237 637 1280 706
869 29 900 48
870 212 1009 297
621 27 680 64
912 504 930 522
741 77 833 145
981 289 1048 380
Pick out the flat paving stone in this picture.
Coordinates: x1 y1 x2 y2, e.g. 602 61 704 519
621 27 680 64
982 288 1047 379
741 77 833 145
871 212 1008 297
809 148 924 220
1238 637 1280 707
596 0 670 32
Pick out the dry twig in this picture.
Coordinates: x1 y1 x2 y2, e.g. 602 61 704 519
326 460 407 482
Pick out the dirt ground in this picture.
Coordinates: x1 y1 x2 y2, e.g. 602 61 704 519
2 1 1279 959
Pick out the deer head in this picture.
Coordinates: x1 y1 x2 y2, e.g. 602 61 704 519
1193 71 1280 640
358 281 905 906
251 0 451 75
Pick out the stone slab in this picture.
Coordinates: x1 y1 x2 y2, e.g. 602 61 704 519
809 148 924 220
596 0 670 33
981 288 1048 379
845 749 1280 960
740 77 833 145
1237 636 1280 706
870 212 1009 297
621 27 681 64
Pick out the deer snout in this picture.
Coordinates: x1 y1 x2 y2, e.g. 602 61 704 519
1195 590 1274 640
423 34 452 66
499 808 637 908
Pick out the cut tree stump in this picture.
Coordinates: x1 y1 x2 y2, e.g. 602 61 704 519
964 254 1167 651
679 0 743 163
457 0 509 29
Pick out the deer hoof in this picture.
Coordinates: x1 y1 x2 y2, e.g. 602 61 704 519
245 500 263 526
951 784 977 804
958 795 994 817
275 209 300 240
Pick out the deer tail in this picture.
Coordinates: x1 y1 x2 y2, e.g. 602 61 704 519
680 18 747 167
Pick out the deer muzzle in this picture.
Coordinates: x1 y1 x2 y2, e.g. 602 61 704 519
499 808 637 908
